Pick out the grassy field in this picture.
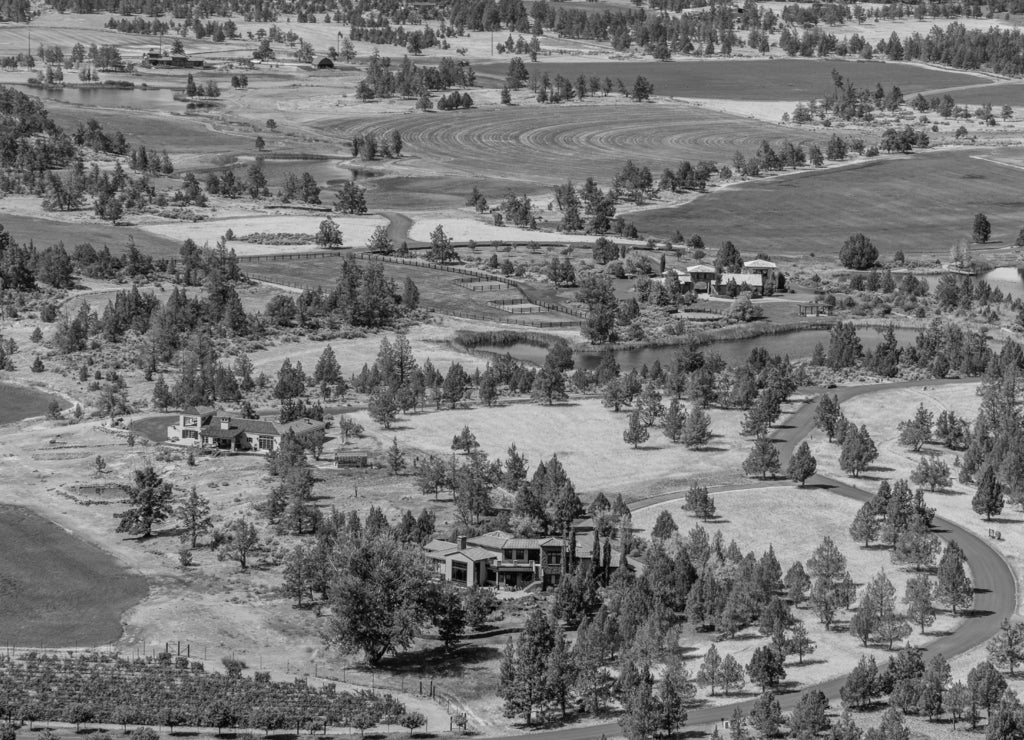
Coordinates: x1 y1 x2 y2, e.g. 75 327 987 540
318 102 834 186
349 396 777 496
0 504 147 646
473 57 986 100
630 148 1024 256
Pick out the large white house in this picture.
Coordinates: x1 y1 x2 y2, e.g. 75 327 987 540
167 406 324 454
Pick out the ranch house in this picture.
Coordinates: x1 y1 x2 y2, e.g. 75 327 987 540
424 528 637 590
167 406 324 454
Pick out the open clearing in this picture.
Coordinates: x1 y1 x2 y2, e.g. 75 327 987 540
630 148 1024 255
632 486 960 703
138 214 388 253
474 57 986 100
0 504 147 646
348 396 786 496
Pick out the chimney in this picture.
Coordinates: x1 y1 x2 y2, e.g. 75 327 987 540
458 536 467 550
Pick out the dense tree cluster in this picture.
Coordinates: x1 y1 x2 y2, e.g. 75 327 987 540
356 52 475 99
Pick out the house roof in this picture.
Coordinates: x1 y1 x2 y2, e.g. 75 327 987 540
424 539 458 552
688 265 716 274
183 405 216 417
469 531 513 550
744 259 776 269
200 416 326 438
449 547 497 562
720 273 763 287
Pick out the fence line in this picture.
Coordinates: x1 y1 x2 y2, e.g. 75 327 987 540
236 250 348 264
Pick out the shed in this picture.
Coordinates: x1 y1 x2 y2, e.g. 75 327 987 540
315 56 335 69
335 450 369 468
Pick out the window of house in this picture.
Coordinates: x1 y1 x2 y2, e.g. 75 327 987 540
452 562 467 583
548 551 561 565
258 435 275 451
515 549 526 561
182 429 198 439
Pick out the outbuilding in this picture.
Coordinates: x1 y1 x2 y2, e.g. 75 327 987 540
315 56 335 69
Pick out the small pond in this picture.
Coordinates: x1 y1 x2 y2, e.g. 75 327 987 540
471 327 924 372
0 382 67 425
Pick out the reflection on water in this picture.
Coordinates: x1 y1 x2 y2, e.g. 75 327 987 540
472 327 924 372
19 84 186 113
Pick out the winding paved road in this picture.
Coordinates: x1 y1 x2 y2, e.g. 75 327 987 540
488 378 1017 740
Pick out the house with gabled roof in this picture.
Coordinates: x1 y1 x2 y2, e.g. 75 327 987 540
167 407 324 454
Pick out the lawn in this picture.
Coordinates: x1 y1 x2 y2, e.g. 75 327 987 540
630 148 1024 256
473 57 985 100
631 486 961 707
348 396 776 496
0 504 147 646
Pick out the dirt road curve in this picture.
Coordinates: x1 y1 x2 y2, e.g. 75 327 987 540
486 378 1016 740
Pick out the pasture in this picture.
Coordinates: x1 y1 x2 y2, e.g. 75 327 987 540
243 256 582 324
473 57 986 99
630 148 1024 256
0 505 147 646
0 212 182 258
325 103 833 185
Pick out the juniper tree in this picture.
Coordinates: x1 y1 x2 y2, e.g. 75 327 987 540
117 466 174 538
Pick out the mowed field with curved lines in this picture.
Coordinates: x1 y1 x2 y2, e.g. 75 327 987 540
323 103 833 185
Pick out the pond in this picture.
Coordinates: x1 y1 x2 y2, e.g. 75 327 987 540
0 505 147 646
18 84 191 113
471 327 924 372
0 382 67 425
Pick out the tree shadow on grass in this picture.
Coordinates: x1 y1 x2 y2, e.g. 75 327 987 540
377 644 501 678
787 658 827 668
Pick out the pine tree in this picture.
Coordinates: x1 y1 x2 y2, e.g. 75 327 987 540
904 573 936 633
661 397 686 442
177 486 212 548
152 374 173 410
786 623 816 664
696 645 722 696
972 465 1005 520
313 345 341 386
386 437 405 475
743 433 780 479
935 541 973 615
787 441 817 486
988 621 1024 676
623 410 650 449
849 501 880 547
682 405 712 449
